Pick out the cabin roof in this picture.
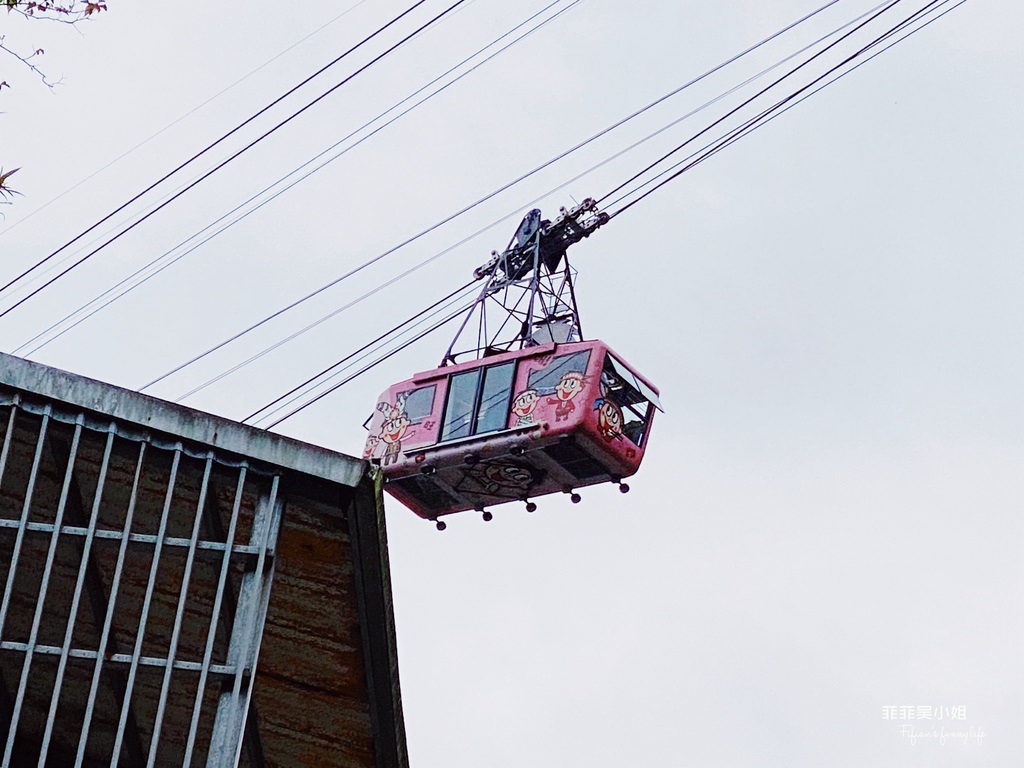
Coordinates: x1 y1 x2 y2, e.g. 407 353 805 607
406 339 660 397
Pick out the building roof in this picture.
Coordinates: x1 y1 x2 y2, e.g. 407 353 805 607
0 352 407 767
0 353 364 489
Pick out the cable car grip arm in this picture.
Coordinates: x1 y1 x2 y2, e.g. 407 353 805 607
471 197 609 284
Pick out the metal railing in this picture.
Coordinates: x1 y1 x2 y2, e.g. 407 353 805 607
0 394 282 767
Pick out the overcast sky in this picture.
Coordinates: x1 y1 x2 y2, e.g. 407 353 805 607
1 0 1021 765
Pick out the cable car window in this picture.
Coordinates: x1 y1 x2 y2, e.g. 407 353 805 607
475 362 515 434
527 350 591 393
441 369 481 441
607 355 663 411
599 355 654 446
398 385 436 423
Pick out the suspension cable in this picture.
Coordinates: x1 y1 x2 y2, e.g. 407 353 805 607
257 0 966 427
597 0 911 208
171 250 478 402
245 281 478 424
0 0 470 322
134 0 845 392
0 0 433 297
263 300 472 429
15 0 581 358
0 0 374 238
606 0 958 219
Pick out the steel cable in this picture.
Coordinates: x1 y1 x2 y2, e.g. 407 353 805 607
262 299 473 429
606 0 958 219
0 0 374 238
596 0 909 207
0 0 470 321
0 0 434 297
136 0 845 392
256 0 966 426
245 281 479 425
15 0 582 357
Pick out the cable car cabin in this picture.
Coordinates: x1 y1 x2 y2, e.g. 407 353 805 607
363 340 661 526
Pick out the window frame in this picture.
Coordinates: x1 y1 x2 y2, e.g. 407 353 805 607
600 353 655 447
439 360 517 443
439 368 482 442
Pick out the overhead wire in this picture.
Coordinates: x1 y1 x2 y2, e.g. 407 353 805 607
596 0 909 208
604 5 958 214
15 0 583 358
2 0 498 315
170 239 486 402
0 0 431 297
261 296 475 429
171 152 618 404
258 0 965 427
498 0 897 231
605 0 959 219
244 281 479 425
1 0 464 313
10 0 955 429
136 0 846 393
0 0 469 320
165 0 884 403
0 0 374 238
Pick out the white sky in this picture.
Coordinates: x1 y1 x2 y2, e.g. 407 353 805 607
1 1 1021 765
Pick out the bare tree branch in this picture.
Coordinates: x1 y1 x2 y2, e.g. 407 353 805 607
4 1 107 24
1 1 106 199
0 34 63 88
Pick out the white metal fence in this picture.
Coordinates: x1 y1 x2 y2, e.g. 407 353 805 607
0 395 282 767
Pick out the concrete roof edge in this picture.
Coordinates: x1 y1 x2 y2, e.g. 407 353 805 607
0 352 366 488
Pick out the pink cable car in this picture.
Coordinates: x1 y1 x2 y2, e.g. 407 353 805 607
363 200 662 528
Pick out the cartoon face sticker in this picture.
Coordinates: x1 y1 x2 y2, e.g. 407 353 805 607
380 406 410 444
547 371 587 422
511 388 540 426
481 462 535 494
461 458 542 498
362 434 379 459
374 398 413 465
595 399 624 442
554 371 585 401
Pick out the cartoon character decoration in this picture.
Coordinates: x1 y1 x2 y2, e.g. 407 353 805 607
362 435 379 460
375 395 412 466
592 368 624 442
594 398 624 442
548 371 586 422
510 388 540 426
462 458 542 497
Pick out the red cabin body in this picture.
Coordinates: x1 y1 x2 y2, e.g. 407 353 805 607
364 340 661 521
